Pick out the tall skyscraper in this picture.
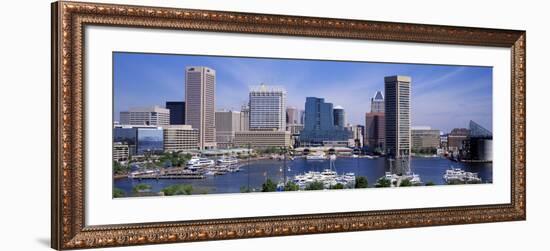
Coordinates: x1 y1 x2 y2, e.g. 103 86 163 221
365 91 385 152
371 91 385 113
384 76 411 159
185 66 216 149
333 105 346 128
249 84 286 131
119 106 170 126
215 110 242 148
165 101 185 125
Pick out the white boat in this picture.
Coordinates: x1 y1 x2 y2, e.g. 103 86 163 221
186 156 200 166
228 166 241 172
443 168 482 184
405 172 423 185
187 157 214 169
293 169 356 189
204 170 216 176
197 158 215 167
377 171 422 187
217 156 238 165
128 169 157 179
306 151 327 160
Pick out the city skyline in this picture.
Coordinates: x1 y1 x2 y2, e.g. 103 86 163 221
114 52 493 133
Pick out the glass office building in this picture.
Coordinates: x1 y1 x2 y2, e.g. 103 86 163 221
114 126 164 155
299 97 352 146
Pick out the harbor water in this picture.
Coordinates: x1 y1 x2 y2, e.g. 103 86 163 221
114 157 492 196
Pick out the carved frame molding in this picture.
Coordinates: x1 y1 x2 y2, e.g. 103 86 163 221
51 1 526 249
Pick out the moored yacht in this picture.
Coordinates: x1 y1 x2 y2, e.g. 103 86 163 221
293 169 356 190
187 157 215 169
217 156 238 165
306 151 327 160
443 167 482 184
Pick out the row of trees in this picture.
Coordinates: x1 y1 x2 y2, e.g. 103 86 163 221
158 152 193 168
113 160 131 174
412 147 438 155
113 183 199 198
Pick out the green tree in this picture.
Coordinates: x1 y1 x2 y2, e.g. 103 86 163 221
284 181 300 191
113 160 122 174
261 179 277 192
400 179 412 187
162 184 193 196
305 181 325 190
330 183 345 189
113 187 125 198
133 183 152 193
113 160 129 174
240 186 252 193
355 176 369 188
375 178 391 188
425 181 435 186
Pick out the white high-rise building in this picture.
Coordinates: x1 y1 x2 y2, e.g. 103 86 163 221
384 75 411 159
185 66 216 149
119 106 170 126
249 84 286 131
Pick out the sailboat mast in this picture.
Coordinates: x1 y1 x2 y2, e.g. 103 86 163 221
283 146 287 184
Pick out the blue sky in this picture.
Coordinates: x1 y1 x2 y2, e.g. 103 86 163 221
114 52 492 133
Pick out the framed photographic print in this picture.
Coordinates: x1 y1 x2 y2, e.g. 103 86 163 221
51 1 526 249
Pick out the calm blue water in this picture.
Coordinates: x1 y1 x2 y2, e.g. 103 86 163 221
114 157 492 196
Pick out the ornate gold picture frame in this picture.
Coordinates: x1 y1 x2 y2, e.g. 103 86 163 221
51 1 526 249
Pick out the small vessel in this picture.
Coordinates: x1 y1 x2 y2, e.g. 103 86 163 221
376 172 422 187
186 156 200 167
187 157 215 169
306 151 327 160
128 169 157 179
232 166 241 172
204 170 216 176
443 167 482 184
217 156 238 165
293 169 356 190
